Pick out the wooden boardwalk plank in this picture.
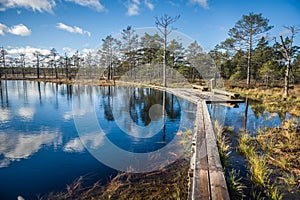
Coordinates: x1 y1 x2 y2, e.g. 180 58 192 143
189 101 210 200
202 101 230 200
142 85 234 200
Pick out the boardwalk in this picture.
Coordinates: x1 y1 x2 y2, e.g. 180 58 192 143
154 87 243 200
188 101 230 200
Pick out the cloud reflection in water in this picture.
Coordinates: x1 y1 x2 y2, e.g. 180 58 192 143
0 131 61 168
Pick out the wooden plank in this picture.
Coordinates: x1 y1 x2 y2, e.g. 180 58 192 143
202 101 230 200
212 89 240 99
190 101 210 200
144 86 230 199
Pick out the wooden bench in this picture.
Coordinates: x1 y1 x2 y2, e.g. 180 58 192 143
192 84 209 91
212 89 240 99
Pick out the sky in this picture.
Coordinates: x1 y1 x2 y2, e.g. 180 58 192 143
0 0 300 58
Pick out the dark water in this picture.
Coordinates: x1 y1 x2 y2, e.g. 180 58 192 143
207 101 299 197
0 80 196 200
208 101 298 135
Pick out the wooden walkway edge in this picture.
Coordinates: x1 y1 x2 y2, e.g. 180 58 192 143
154 87 232 200
188 101 230 200
116 83 238 199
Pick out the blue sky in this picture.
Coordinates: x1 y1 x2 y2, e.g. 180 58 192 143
0 0 300 57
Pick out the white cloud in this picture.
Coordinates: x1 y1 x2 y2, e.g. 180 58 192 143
7 24 31 36
82 48 94 55
7 46 50 56
0 23 31 36
6 46 51 63
126 0 154 16
0 0 56 13
57 22 91 37
190 0 209 9
127 0 140 16
17 107 35 120
62 47 77 56
144 0 154 10
65 0 105 12
0 23 7 35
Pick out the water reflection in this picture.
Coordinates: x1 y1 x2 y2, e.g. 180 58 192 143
0 80 9 108
72 85 192 172
208 99 297 134
63 132 104 153
0 130 61 168
0 80 196 199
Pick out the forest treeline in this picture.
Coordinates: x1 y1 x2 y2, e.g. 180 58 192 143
1 13 299 91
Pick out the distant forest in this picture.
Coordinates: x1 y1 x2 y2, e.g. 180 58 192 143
1 13 299 89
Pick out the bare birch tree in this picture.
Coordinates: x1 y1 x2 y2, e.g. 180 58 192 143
279 26 299 98
155 14 180 87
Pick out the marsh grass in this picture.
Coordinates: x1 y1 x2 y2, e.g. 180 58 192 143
41 130 193 200
228 86 300 117
41 159 190 200
226 169 246 200
213 121 231 166
248 155 271 188
238 133 255 158
238 118 300 199
213 120 246 199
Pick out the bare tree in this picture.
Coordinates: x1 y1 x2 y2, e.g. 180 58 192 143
20 53 26 78
155 14 180 87
64 53 71 80
50 48 59 79
0 47 7 78
33 51 41 79
279 26 299 98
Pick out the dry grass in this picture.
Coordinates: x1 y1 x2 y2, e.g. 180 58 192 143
40 129 193 200
227 84 300 117
238 119 300 199
213 121 246 199
40 159 189 200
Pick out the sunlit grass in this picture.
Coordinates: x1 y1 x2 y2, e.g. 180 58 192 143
213 120 246 199
268 183 283 200
248 154 271 187
213 121 231 166
227 84 300 117
238 133 255 158
226 169 246 200
237 118 300 199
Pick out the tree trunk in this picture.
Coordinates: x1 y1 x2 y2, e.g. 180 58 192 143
37 61 40 79
55 64 58 79
284 59 291 98
280 35 292 99
247 33 252 88
163 27 167 87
